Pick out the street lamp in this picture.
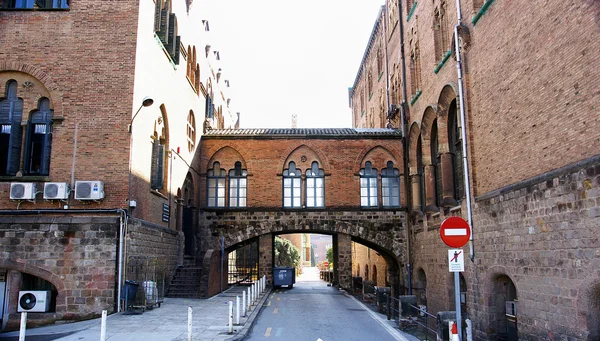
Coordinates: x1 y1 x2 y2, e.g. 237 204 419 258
128 96 154 132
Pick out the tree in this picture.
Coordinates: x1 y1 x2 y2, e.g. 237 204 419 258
326 247 333 265
274 236 300 267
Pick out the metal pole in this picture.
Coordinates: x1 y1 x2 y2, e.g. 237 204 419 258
242 291 247 317
100 310 107 341
228 301 233 333
454 272 462 340
19 312 26 341
236 296 240 325
247 287 252 311
187 306 192 341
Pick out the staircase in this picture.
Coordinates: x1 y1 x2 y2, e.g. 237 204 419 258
166 267 203 298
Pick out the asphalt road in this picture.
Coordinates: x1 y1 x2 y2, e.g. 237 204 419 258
245 268 409 341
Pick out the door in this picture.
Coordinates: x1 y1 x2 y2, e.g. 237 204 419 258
505 301 518 341
182 207 194 256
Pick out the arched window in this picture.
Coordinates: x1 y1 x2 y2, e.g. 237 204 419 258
417 136 426 210
187 110 196 152
372 265 377 282
151 108 169 192
207 162 226 207
283 162 301 208
448 99 464 200
229 161 247 208
368 71 373 95
360 161 378 207
0 80 24 176
381 161 400 207
431 120 442 208
305 161 324 208
24 98 53 175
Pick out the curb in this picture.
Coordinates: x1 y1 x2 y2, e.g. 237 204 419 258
225 286 272 341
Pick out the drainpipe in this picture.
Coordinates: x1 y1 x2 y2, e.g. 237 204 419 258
384 6 390 128
397 0 412 295
452 0 475 261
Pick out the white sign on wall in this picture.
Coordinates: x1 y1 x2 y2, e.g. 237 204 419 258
448 249 464 272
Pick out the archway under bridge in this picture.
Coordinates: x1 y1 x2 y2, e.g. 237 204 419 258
221 230 404 297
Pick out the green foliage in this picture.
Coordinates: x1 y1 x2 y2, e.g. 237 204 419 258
326 247 333 264
274 236 300 267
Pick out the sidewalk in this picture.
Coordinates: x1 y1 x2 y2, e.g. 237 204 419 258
0 285 270 341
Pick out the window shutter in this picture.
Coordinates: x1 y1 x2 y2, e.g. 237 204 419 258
154 0 163 32
205 96 213 118
41 122 52 176
157 143 165 190
159 3 170 44
168 13 177 52
173 36 181 65
151 141 159 189
8 121 22 175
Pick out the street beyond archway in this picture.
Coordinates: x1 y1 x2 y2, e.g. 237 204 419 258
246 268 416 341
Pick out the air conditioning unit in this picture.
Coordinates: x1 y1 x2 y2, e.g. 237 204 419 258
75 180 104 200
10 183 36 200
43 182 70 200
18 291 51 313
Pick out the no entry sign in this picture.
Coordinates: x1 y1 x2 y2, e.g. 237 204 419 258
440 217 471 248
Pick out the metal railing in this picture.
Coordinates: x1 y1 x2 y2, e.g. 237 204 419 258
401 302 438 341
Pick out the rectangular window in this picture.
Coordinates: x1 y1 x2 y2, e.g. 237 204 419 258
360 177 378 207
382 177 400 207
306 177 324 207
229 177 247 207
283 177 301 208
208 177 226 207
2 0 69 9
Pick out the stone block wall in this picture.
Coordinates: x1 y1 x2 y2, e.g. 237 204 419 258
0 214 120 329
125 219 182 297
468 156 600 340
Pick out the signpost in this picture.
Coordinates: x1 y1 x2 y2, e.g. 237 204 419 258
440 217 471 341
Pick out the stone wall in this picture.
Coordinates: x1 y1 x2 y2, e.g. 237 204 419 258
468 156 600 340
125 219 183 297
199 209 408 292
0 214 120 329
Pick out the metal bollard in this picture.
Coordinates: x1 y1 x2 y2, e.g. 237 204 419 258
242 291 247 317
247 287 252 311
236 296 240 325
100 310 107 341
188 306 193 341
228 301 233 333
19 312 27 341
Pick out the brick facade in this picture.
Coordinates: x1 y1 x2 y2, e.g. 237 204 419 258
0 0 235 329
348 0 600 339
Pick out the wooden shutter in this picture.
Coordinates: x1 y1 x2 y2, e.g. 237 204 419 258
157 143 165 190
154 0 163 32
8 121 22 175
151 141 159 189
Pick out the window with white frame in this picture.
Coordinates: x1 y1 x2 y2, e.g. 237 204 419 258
381 161 400 207
229 161 247 208
283 161 301 208
305 161 324 208
207 162 226 207
360 161 378 207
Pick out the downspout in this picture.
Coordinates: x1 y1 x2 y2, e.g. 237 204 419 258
452 0 475 261
117 210 126 313
397 0 411 295
384 6 390 127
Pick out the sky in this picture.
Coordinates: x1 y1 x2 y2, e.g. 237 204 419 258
202 0 385 129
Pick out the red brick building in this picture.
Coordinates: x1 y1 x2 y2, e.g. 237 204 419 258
0 0 237 330
350 0 600 339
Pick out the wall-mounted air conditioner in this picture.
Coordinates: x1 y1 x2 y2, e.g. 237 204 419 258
18 291 51 312
43 182 70 200
74 181 104 200
10 183 36 200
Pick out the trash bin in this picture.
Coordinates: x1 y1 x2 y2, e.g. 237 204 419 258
375 286 391 313
273 267 295 288
122 280 139 304
142 281 157 305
